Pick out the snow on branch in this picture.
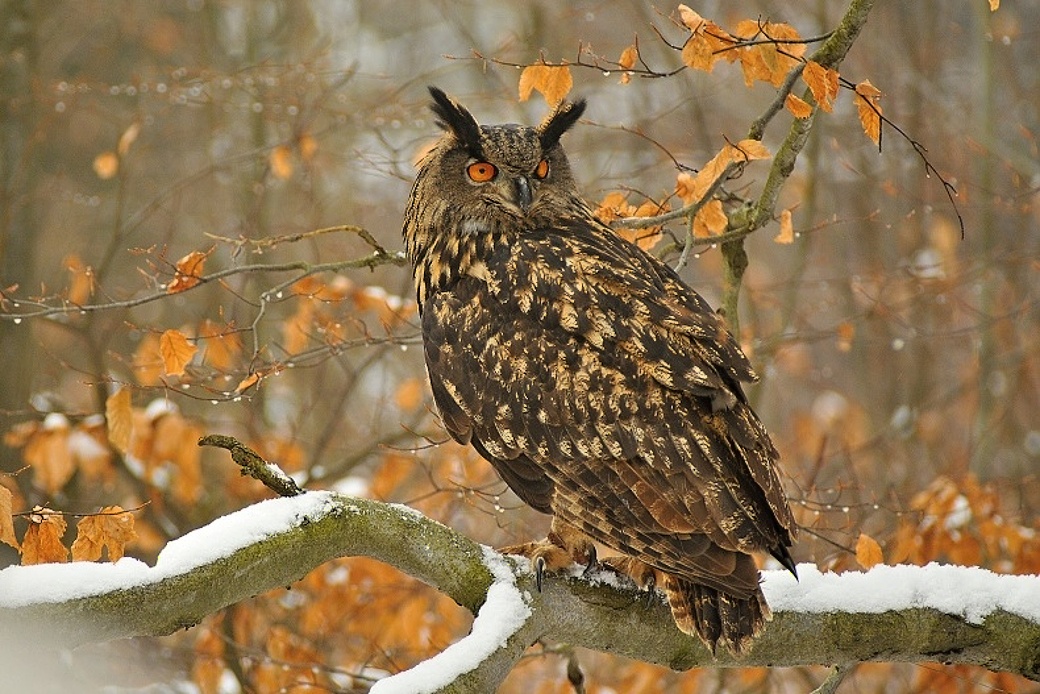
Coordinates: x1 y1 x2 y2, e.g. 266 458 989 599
1 493 1038 690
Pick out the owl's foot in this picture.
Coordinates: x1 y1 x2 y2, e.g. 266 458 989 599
498 518 597 591
600 556 661 607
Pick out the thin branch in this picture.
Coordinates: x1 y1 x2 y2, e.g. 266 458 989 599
198 435 303 498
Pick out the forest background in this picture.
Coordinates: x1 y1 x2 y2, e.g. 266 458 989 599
1 1 1038 692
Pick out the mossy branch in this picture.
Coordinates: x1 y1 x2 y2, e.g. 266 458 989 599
1 492 1038 690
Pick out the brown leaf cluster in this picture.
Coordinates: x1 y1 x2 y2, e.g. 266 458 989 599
518 64 574 106
889 475 1040 572
13 505 137 565
678 6 805 87
166 249 210 294
593 192 668 251
675 139 770 237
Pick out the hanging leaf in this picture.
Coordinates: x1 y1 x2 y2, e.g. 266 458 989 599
105 387 133 454
0 485 18 551
117 122 141 156
159 329 197 376
21 507 69 565
71 506 138 562
802 60 840 112
618 44 638 84
775 208 795 243
93 151 119 180
693 199 727 237
518 64 573 106
166 249 209 294
270 144 294 180
855 532 884 569
854 79 883 146
785 93 813 119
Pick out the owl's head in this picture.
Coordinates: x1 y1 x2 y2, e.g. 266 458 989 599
421 86 585 218
404 87 588 304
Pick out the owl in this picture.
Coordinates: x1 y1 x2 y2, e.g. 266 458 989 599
403 86 796 654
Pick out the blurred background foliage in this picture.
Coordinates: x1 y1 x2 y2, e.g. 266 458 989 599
1 1 1038 691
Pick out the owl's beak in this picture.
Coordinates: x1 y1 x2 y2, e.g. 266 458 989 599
512 176 532 212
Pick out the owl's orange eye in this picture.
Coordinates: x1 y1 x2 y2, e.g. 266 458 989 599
466 162 497 183
534 159 550 179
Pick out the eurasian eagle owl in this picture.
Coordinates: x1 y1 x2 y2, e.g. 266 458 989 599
403 87 796 653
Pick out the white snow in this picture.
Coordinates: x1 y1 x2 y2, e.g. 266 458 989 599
0 491 338 608
369 546 532 694
763 562 1040 624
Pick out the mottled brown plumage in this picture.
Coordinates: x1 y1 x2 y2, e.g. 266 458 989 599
403 87 796 653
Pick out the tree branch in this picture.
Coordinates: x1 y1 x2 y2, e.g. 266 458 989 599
1 494 1037 690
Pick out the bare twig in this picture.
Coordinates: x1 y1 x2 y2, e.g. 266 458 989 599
198 434 303 498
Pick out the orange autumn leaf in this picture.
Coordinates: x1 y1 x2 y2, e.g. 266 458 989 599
785 93 813 119
21 507 69 565
71 505 138 562
593 191 637 223
23 416 75 495
836 321 855 352
693 198 727 237
270 144 294 180
236 372 260 393
105 387 133 454
854 79 883 146
159 329 197 376
0 485 18 551
518 64 573 106
802 60 840 112
775 208 795 244
93 151 119 180
166 249 209 294
133 332 164 386
989 0 999 9
618 45 638 84
298 133 318 162
117 122 141 157
677 6 737 73
677 140 770 206
855 532 884 569
63 253 95 305
198 319 242 371
394 377 425 412
733 20 804 88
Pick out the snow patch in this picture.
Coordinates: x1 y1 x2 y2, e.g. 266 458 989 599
763 562 1040 625
0 491 338 608
369 546 531 694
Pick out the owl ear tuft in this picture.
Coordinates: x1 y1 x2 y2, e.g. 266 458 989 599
428 86 483 158
539 99 587 151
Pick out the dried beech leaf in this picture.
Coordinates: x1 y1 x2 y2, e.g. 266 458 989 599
21 508 68 565
775 208 795 244
93 151 119 180
270 144 294 180
802 60 840 112
105 387 133 454
855 532 884 569
159 329 197 376
693 199 727 237
71 505 138 562
0 485 18 551
166 249 209 294
854 79 883 146
518 64 573 106
785 93 813 119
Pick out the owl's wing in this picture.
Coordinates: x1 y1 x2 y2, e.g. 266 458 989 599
422 222 793 590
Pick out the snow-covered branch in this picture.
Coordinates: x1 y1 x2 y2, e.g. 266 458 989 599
1 493 1038 691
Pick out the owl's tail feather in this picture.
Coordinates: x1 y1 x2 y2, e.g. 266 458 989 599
662 574 770 654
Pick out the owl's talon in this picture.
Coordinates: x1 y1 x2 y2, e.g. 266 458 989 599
580 545 599 578
535 555 546 592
